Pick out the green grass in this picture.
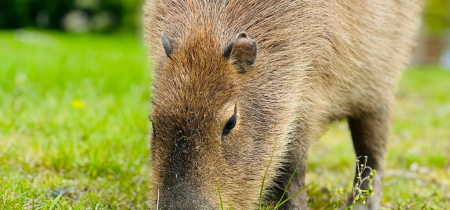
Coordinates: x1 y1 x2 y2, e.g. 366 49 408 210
1 30 449 209
0 30 152 209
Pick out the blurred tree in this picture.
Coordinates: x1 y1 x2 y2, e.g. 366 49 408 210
0 0 142 33
413 0 450 66
424 0 450 34
0 0 32 28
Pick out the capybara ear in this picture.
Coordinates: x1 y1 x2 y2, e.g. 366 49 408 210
161 31 173 58
223 32 257 72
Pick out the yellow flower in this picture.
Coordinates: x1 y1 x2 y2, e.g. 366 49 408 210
71 99 84 109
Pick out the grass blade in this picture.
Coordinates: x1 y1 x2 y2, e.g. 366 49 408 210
275 155 304 207
74 194 87 210
228 198 232 210
156 190 160 210
48 193 63 210
273 184 310 209
217 184 224 210
259 146 276 210
275 169 297 206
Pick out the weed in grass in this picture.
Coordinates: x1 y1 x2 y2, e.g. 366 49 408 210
345 156 375 210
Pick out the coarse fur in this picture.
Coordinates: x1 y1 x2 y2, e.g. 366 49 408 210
144 0 423 209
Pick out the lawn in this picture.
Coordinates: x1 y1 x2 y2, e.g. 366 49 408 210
0 30 449 209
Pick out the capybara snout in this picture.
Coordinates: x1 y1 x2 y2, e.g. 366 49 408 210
158 181 216 210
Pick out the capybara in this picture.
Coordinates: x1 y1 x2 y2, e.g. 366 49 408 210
144 0 422 209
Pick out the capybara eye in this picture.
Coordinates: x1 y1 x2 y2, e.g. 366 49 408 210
222 114 237 137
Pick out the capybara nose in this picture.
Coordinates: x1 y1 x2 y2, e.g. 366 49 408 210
157 183 215 210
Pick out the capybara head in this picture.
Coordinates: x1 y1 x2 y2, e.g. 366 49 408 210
150 30 284 209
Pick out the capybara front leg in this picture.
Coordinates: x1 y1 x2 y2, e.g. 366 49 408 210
347 108 391 210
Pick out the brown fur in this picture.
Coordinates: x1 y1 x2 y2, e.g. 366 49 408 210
144 0 423 209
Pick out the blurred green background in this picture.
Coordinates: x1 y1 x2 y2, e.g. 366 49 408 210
0 0 142 33
0 0 449 209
